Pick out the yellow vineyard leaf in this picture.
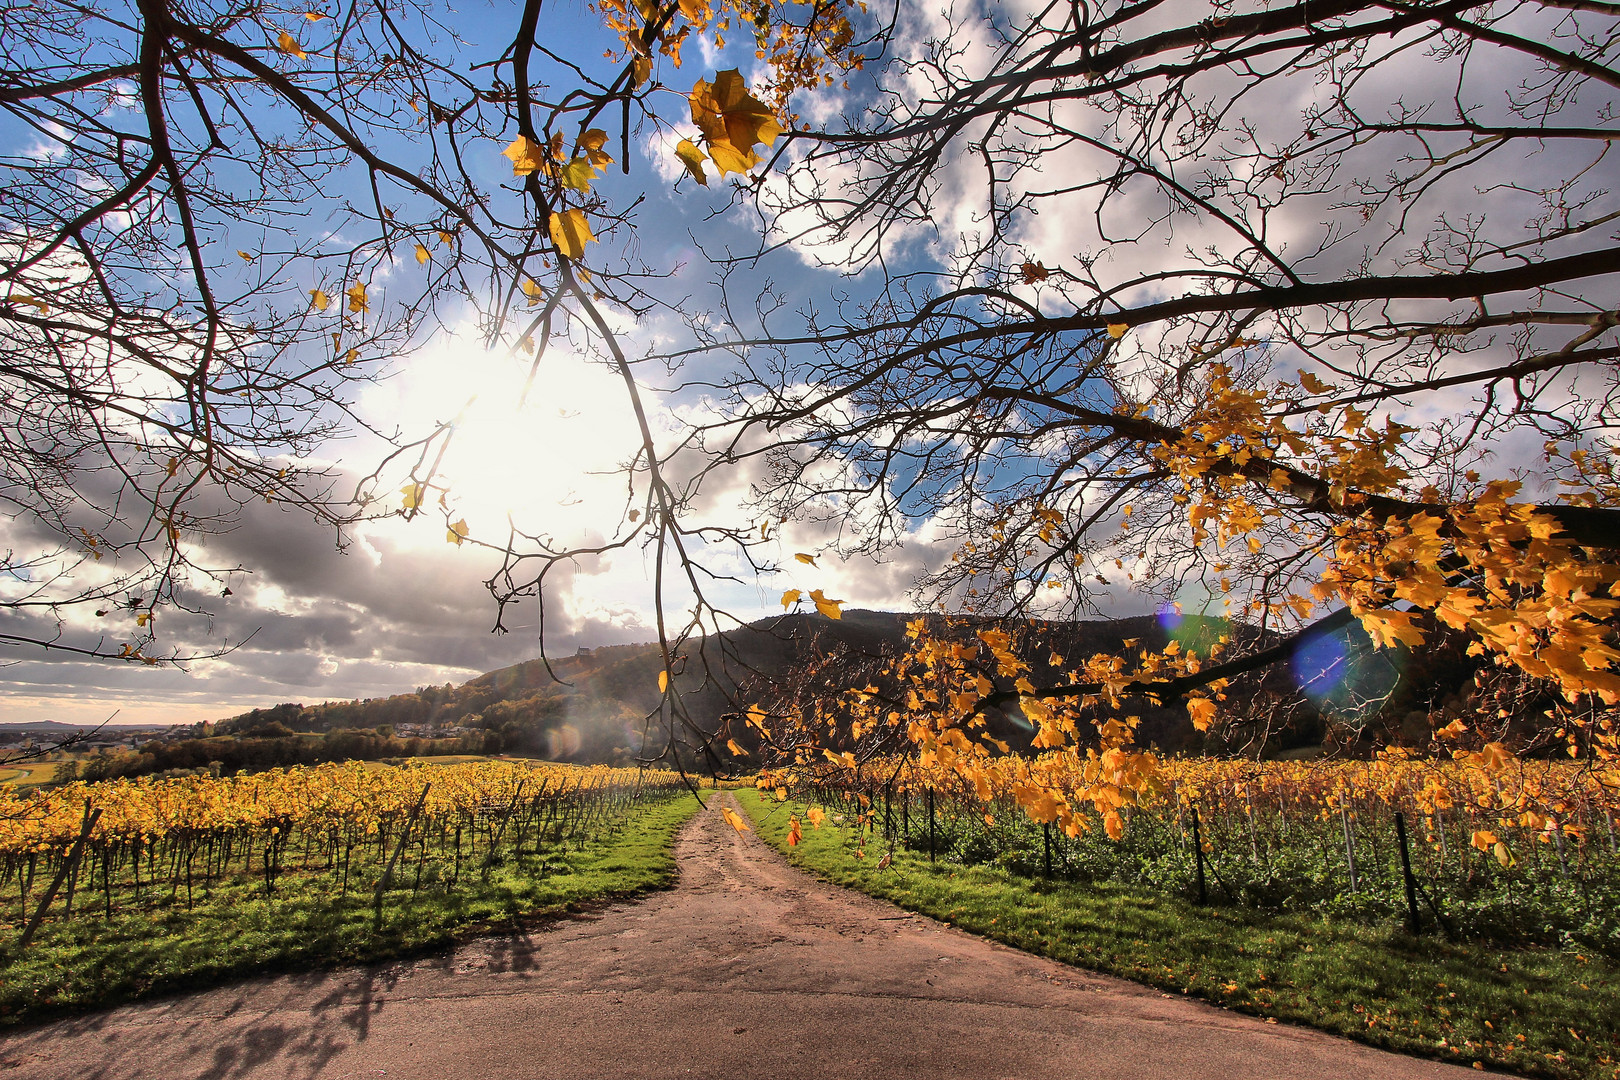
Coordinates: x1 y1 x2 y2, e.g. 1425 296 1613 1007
503 135 544 176
276 31 306 58
309 289 330 312
674 138 709 185
780 588 801 609
720 806 750 833
414 243 430 265
549 209 593 260
809 588 843 619
345 281 368 314
446 519 468 545
806 806 825 828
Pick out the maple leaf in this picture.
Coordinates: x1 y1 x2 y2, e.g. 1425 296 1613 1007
577 128 613 168
1186 697 1217 732
549 209 594 260
345 281 368 314
400 482 425 510
689 69 782 177
309 289 330 312
780 588 802 609
809 588 843 619
561 157 597 191
276 31 306 59
503 135 544 176
414 243 430 265
674 138 709 185
445 518 468 545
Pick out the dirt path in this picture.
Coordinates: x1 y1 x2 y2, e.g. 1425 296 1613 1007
0 796 1485 1080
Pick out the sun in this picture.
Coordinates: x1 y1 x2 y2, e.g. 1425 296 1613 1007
359 333 647 546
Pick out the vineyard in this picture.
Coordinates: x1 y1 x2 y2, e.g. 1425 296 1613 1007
0 760 695 1022
767 753 1620 956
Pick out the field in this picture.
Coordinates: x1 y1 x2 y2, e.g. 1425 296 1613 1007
739 754 1620 1080
0 760 701 1025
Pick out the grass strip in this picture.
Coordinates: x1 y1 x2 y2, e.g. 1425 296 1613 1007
0 791 702 1027
736 788 1619 1080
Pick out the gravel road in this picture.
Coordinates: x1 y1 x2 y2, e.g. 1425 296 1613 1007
0 794 1487 1079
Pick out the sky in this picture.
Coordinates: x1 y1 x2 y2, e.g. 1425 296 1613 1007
2 0 1614 727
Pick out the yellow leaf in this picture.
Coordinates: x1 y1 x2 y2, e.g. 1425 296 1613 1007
237 250 254 262
437 230 456 247
720 806 750 833
400 482 425 510
632 55 652 87
309 289 330 312
1104 810 1124 840
276 31 306 59
549 209 593 260
503 135 544 176
787 817 802 846
135 612 150 627
809 588 843 620
658 669 670 693
726 738 744 755
414 243 430 265
345 281 368 314
343 348 358 365
674 138 708 186
1187 697 1217 732
446 518 468 545
305 11 329 20
688 70 781 178
577 128 613 167
806 806 825 828
521 277 544 305
780 588 802 609
794 552 817 566
1106 323 1128 339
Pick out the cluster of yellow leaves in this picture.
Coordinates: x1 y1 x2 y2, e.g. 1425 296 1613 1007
593 0 864 115
0 760 685 854
1318 482 1620 708
765 746 1618 856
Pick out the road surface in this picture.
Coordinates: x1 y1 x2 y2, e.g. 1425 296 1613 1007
0 795 1485 1079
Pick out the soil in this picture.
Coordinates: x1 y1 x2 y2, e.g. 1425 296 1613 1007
0 794 1487 1079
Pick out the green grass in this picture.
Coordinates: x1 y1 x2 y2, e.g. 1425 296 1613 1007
736 789 1620 1080
0 791 702 1027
